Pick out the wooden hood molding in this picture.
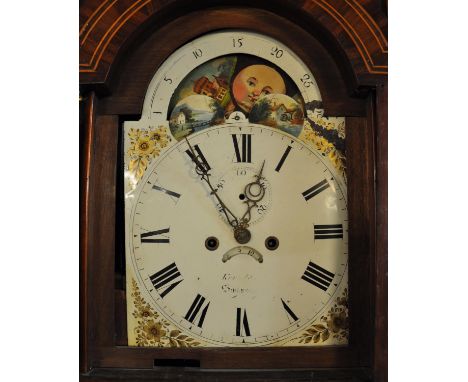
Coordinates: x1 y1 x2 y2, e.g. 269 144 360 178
79 0 387 91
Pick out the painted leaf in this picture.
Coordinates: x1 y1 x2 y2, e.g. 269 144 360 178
170 330 181 337
312 324 326 331
313 333 321 343
320 329 330 342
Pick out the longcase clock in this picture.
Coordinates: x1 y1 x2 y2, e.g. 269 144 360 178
80 1 387 381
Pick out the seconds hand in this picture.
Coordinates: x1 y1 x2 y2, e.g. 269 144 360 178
184 137 239 229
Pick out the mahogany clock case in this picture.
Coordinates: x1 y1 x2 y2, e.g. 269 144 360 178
79 1 387 381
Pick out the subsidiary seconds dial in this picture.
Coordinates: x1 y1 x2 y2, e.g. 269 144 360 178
128 124 348 346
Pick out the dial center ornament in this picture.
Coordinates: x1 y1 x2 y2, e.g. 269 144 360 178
233 227 251 245
215 162 272 228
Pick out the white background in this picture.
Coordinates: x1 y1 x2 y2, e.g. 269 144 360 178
0 1 467 380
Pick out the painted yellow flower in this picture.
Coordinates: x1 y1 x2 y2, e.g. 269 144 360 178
313 117 334 131
328 148 339 163
143 320 166 342
128 128 144 141
130 136 159 158
134 304 153 320
148 127 170 148
303 129 333 153
135 334 149 346
337 120 345 139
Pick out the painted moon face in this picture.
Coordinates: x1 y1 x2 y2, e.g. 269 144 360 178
249 94 305 137
232 65 286 113
169 94 225 140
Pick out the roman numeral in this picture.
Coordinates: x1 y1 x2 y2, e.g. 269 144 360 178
185 144 211 171
281 298 299 323
140 228 170 243
302 179 330 201
302 261 335 291
275 146 292 172
152 184 181 201
236 308 251 336
149 262 183 298
184 294 210 328
232 134 252 163
314 224 343 240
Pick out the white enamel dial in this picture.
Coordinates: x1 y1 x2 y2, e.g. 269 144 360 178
127 124 347 346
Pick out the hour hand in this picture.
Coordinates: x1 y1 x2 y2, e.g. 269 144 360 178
184 138 210 176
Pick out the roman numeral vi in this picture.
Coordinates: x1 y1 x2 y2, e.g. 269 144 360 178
236 308 251 336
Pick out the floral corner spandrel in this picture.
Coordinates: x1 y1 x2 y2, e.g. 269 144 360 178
130 278 201 347
299 116 346 183
126 126 172 191
289 288 348 345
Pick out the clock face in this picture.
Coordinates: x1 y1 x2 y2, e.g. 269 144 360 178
124 31 348 347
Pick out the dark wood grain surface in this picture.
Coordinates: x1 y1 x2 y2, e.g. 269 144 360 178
81 367 372 381
85 115 119 367
374 81 387 382
346 114 375 367
79 0 387 87
80 92 96 373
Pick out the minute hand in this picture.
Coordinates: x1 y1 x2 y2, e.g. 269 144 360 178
184 138 239 228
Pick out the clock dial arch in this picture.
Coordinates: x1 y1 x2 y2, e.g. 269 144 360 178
141 30 322 121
